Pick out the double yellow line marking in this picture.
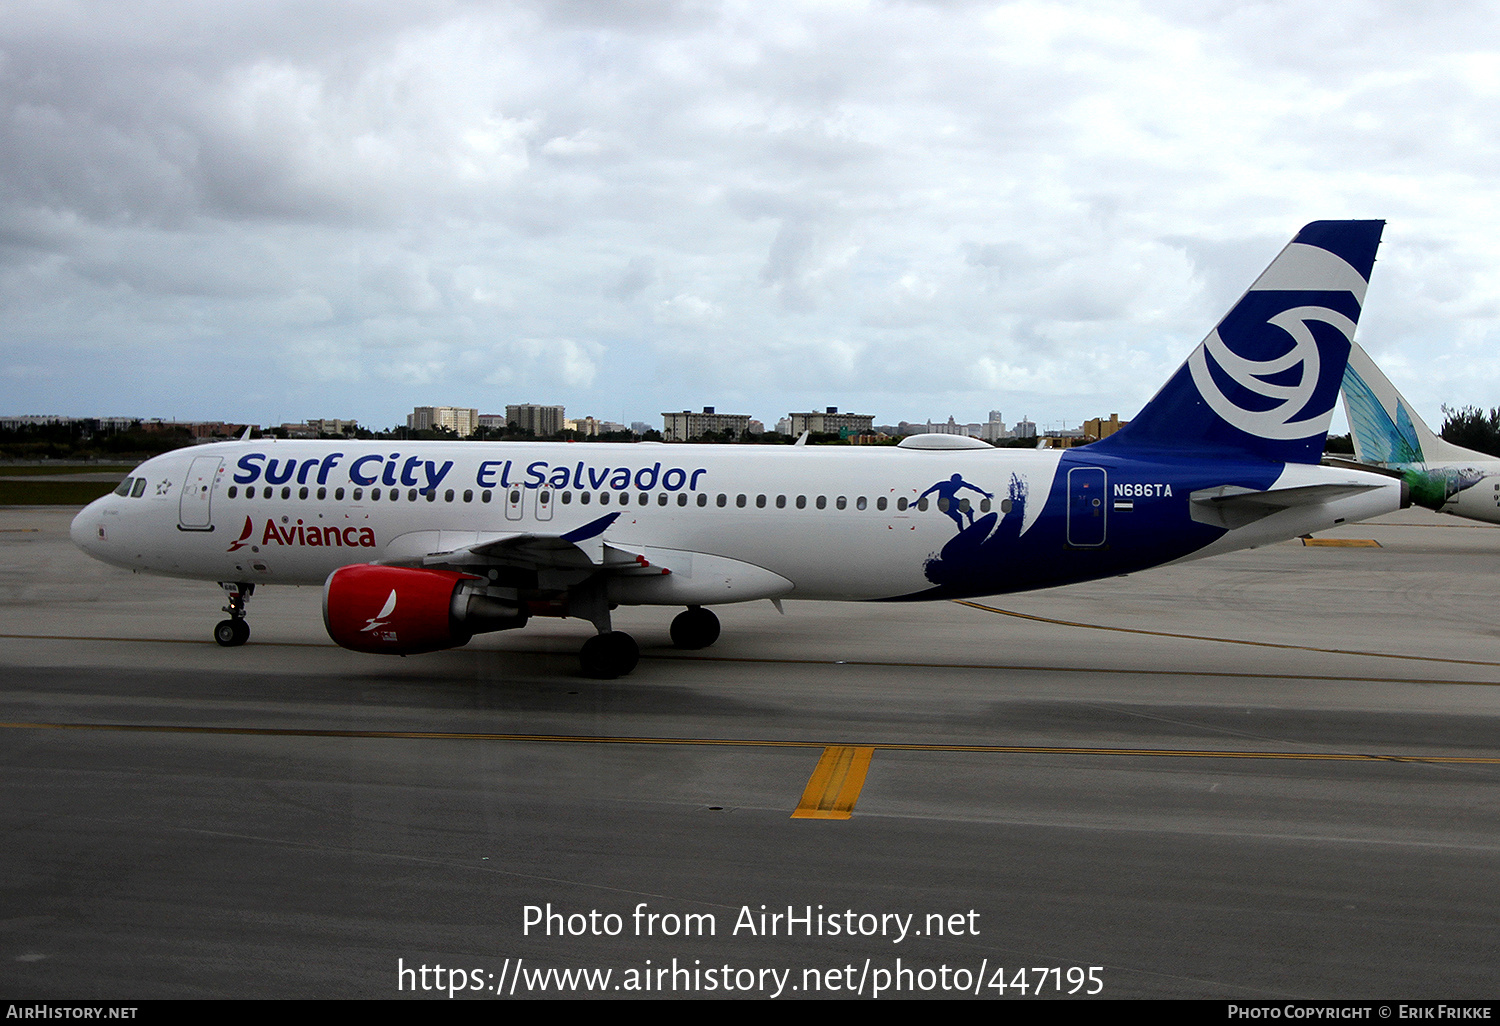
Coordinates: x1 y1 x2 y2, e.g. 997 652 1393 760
792 746 874 820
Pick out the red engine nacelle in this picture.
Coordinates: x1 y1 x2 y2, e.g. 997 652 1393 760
324 564 493 655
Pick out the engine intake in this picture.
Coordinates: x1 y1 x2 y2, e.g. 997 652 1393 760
323 564 527 655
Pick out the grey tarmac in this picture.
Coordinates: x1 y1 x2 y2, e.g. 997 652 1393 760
2 506 1498 999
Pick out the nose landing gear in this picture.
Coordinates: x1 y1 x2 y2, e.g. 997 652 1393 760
214 582 254 647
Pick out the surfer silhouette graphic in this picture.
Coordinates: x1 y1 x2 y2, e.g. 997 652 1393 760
919 474 993 530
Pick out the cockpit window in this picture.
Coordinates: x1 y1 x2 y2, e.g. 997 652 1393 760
130 478 147 498
113 477 133 496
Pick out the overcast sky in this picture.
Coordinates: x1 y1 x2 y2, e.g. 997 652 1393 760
3 0 1499 433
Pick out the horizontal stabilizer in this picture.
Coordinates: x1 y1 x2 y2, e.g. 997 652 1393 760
1189 480 1387 530
1321 455 1407 480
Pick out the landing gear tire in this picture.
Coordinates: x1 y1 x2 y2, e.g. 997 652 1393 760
579 631 639 679
670 606 720 650
214 618 250 647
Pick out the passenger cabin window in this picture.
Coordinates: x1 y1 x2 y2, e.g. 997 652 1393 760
227 485 238 499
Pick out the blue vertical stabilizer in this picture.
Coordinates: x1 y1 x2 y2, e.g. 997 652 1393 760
1095 220 1384 465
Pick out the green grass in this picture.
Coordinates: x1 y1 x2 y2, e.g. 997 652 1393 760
0 465 135 476
0 480 122 505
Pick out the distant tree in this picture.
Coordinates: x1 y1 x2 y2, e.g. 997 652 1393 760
1441 405 1500 457
1323 433 1354 454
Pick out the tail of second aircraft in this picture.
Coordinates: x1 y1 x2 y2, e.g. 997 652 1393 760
1341 341 1488 465
1093 220 1385 465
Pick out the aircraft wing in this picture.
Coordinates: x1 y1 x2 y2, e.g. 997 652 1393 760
375 511 791 607
377 512 664 579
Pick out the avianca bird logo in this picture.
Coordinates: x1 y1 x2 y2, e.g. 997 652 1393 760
362 590 398 633
227 516 254 552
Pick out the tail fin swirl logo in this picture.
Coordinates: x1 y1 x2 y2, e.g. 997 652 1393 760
1188 305 1357 441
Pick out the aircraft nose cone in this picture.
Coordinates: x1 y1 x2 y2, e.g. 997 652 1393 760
71 501 102 553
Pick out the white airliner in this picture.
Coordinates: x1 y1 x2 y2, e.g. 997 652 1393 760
73 221 1405 678
1336 340 1500 524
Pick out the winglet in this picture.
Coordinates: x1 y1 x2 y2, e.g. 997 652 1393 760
561 512 620 543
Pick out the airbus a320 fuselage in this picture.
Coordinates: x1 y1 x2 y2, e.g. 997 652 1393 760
72 220 1403 677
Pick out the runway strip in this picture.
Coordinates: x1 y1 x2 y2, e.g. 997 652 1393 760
3 629 1498 686
6 720 1498 764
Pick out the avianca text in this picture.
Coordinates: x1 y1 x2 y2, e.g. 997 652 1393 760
228 516 377 552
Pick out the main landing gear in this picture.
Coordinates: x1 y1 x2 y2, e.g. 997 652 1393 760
579 631 640 679
575 606 722 679
214 582 253 647
670 606 720 650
